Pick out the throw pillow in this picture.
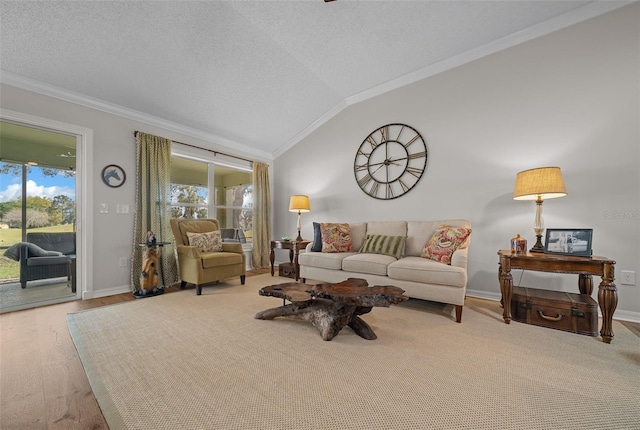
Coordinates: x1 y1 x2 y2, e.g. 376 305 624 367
187 230 223 253
320 223 352 253
3 242 64 261
359 234 406 260
311 222 323 252
421 225 472 264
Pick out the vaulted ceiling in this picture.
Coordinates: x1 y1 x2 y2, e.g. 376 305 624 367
0 1 629 159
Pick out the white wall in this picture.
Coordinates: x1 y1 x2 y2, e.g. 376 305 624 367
1 85 272 298
273 5 640 319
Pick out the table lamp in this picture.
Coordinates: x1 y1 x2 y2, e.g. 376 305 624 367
513 167 567 252
289 195 310 241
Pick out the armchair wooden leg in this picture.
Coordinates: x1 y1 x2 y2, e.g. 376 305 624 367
240 275 246 285
180 281 187 289
196 284 202 295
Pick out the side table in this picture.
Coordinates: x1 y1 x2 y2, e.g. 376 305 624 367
135 241 171 298
497 250 617 343
270 240 310 281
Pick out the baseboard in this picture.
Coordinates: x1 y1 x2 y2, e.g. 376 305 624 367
82 285 132 300
466 288 640 323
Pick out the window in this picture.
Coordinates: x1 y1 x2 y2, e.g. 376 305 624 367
170 154 253 243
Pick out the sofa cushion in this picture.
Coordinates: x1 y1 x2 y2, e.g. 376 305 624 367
26 255 70 266
359 234 406 259
321 223 352 253
26 232 76 256
388 256 466 288
342 253 396 276
187 231 223 253
421 225 472 264
298 251 356 271
365 221 407 237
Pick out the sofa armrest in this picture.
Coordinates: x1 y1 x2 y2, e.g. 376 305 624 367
451 247 468 269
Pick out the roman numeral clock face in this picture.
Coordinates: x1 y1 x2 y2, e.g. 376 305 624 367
354 123 428 200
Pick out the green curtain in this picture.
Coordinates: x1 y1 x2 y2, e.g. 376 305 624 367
251 162 271 268
131 132 178 291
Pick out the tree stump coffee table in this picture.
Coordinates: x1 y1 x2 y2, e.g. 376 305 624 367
254 278 408 341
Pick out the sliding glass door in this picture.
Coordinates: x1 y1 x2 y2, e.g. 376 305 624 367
0 121 77 311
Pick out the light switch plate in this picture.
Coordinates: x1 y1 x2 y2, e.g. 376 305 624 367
620 271 636 286
100 203 108 214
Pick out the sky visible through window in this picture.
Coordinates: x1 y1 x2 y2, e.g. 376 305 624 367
0 167 75 203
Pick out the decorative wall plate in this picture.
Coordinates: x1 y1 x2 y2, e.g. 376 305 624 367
101 164 126 188
354 123 427 200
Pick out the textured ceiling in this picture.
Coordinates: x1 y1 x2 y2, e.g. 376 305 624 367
0 1 629 159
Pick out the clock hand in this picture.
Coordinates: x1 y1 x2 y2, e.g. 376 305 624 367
371 164 385 175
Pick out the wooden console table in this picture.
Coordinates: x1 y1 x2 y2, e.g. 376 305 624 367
497 250 617 343
270 240 310 281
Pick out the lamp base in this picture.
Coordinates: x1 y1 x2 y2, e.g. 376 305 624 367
530 234 545 253
295 232 304 241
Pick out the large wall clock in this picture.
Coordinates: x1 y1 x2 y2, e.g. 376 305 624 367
354 123 428 200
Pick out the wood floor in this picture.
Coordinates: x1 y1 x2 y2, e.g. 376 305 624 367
1 269 638 430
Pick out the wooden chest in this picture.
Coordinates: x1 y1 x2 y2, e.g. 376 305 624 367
278 262 296 279
511 286 598 336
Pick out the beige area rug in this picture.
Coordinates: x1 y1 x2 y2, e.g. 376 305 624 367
0 278 74 311
67 274 640 430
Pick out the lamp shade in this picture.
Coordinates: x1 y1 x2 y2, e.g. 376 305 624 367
513 167 567 201
289 195 310 212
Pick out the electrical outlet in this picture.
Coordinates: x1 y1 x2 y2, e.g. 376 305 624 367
119 257 128 267
620 270 636 286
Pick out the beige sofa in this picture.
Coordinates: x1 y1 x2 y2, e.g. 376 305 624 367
298 220 471 322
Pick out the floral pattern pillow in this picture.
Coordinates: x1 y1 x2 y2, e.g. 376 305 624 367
187 231 223 253
421 225 471 264
320 223 352 253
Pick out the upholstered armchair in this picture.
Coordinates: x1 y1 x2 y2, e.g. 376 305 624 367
170 218 246 295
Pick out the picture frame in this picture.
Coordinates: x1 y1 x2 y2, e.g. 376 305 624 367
101 164 126 188
544 228 593 257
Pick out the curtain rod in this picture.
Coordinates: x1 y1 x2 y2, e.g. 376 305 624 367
134 131 254 165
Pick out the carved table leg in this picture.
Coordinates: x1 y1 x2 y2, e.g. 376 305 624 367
597 262 617 344
498 258 513 324
578 274 593 295
270 246 275 276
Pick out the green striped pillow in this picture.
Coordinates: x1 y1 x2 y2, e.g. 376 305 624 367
358 234 406 260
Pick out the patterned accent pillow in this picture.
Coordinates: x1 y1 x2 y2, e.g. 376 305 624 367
359 235 406 260
421 225 472 264
320 223 352 253
186 231 223 253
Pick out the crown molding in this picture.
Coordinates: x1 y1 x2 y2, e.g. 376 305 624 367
345 1 634 106
276 0 634 155
2 1 632 160
0 71 274 161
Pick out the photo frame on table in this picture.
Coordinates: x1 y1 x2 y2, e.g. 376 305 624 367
544 228 593 257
